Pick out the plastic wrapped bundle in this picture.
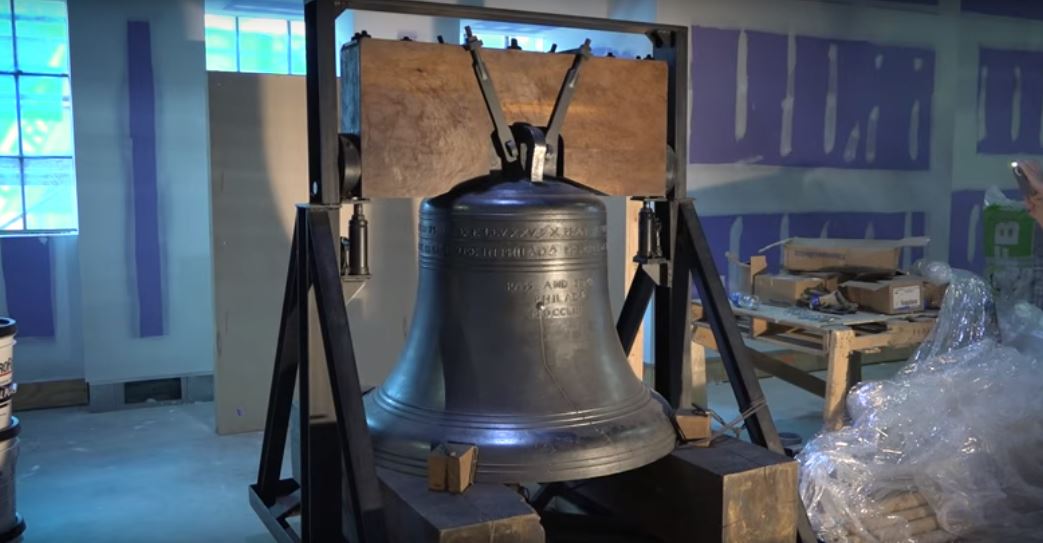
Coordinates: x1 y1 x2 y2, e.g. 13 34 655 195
904 270 997 366
799 272 1043 542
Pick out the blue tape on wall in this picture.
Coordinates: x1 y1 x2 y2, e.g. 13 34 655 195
0 237 55 338
690 26 935 170
978 48 1043 155
127 21 163 337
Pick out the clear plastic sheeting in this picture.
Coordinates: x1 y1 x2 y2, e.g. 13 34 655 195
799 271 1043 542
906 270 996 366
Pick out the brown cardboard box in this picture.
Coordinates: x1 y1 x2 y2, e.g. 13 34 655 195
731 254 768 295
805 271 844 292
770 237 929 273
842 279 924 314
754 274 824 304
923 282 948 309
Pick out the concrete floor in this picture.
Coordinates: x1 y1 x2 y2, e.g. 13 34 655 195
14 364 904 542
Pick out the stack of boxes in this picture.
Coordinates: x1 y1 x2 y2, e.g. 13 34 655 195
749 238 941 315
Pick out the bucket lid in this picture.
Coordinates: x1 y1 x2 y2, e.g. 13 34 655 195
0 318 13 339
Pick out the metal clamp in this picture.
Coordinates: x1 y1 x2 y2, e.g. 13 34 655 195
464 26 518 163
544 39 592 175
512 123 548 182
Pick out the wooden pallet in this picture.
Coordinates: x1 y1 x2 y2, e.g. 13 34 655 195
691 303 936 430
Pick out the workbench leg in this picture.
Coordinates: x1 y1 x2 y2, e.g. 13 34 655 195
690 341 708 409
823 329 856 431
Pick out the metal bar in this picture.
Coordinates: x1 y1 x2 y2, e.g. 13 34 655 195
308 208 387 543
256 221 302 497
295 209 316 540
652 29 688 199
342 0 684 36
463 27 518 164
249 483 301 543
748 351 827 398
304 0 341 204
8 0 26 231
679 202 818 543
665 210 693 408
544 39 591 163
652 201 674 405
616 267 655 356
680 203 778 449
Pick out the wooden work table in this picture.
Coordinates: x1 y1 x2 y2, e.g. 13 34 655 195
691 303 936 430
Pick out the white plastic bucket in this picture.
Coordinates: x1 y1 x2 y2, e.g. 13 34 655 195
0 320 15 431
0 427 18 538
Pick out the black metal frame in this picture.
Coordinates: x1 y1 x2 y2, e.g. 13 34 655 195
251 1 816 541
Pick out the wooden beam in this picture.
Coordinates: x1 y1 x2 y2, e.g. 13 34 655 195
15 379 89 411
823 329 856 430
346 38 668 198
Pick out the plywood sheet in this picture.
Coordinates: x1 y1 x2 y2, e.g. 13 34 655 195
209 72 308 434
343 38 667 198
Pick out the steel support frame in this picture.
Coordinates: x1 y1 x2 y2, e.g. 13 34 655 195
255 1 815 542
250 206 385 543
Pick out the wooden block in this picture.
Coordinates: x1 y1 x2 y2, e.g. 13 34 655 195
572 437 797 543
14 379 88 411
674 407 711 443
691 303 705 321
342 38 667 198
428 443 478 494
380 468 544 543
751 318 769 337
693 326 717 350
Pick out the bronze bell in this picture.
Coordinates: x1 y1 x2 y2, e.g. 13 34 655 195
364 176 677 483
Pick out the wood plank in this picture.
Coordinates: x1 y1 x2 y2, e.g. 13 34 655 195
747 352 826 397
750 318 769 337
14 379 88 411
379 468 544 543
624 200 644 379
823 329 856 430
571 438 797 543
346 38 667 198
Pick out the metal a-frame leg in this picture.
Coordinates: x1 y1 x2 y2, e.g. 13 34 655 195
677 200 817 543
615 200 818 543
250 205 386 543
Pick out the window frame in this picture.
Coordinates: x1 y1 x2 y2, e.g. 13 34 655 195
1 0 77 236
205 13 304 76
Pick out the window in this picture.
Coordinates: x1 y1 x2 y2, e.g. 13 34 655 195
0 0 76 234
205 14 305 75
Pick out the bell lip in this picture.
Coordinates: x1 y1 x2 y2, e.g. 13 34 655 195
369 385 658 429
365 387 679 484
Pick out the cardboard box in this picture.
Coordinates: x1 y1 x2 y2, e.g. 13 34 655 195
923 282 948 309
842 279 924 314
805 271 844 292
729 254 767 295
754 274 824 304
767 237 929 273
428 442 478 494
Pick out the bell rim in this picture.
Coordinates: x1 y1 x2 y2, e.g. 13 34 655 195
369 385 660 429
366 388 678 484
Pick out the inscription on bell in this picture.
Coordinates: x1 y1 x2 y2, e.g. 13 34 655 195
509 276 594 319
455 224 604 240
